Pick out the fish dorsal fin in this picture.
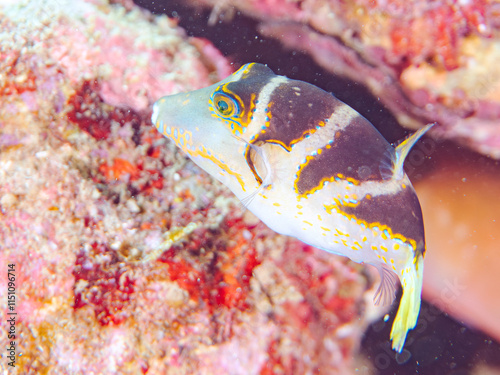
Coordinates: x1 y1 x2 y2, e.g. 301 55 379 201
379 146 396 180
391 123 435 180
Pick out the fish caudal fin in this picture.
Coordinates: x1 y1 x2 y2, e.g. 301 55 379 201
392 123 435 180
390 254 424 352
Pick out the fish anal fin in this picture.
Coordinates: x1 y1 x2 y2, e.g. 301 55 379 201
374 263 400 306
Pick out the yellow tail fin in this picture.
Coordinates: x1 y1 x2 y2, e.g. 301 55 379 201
390 254 424 352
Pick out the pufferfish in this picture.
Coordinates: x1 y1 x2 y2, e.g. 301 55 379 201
152 63 433 352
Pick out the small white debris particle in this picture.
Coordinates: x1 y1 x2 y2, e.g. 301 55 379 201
126 199 140 213
0 193 18 208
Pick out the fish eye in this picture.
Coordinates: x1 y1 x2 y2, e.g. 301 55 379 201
213 93 239 117
217 100 229 113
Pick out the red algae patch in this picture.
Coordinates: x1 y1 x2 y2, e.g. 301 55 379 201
66 80 143 142
73 242 135 326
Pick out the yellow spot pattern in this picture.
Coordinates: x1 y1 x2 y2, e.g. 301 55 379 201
294 158 361 199
157 124 193 154
324 203 417 251
186 146 247 192
262 120 326 153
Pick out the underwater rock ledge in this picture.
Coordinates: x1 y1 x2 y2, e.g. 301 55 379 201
185 0 500 159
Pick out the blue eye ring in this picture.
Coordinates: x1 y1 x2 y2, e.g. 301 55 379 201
212 92 240 118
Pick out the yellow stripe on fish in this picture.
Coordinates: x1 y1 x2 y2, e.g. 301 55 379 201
152 62 433 353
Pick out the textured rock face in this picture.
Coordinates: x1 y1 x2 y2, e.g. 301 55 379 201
0 1 378 373
185 0 500 159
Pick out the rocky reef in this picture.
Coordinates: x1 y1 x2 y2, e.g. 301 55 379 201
0 1 380 373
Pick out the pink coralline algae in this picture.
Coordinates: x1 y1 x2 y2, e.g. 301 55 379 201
0 0 380 373
188 0 500 159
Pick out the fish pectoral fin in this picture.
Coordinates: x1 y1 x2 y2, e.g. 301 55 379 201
240 182 272 209
248 142 274 188
232 134 274 185
390 123 435 180
374 263 399 306
232 134 275 209
390 254 424 353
